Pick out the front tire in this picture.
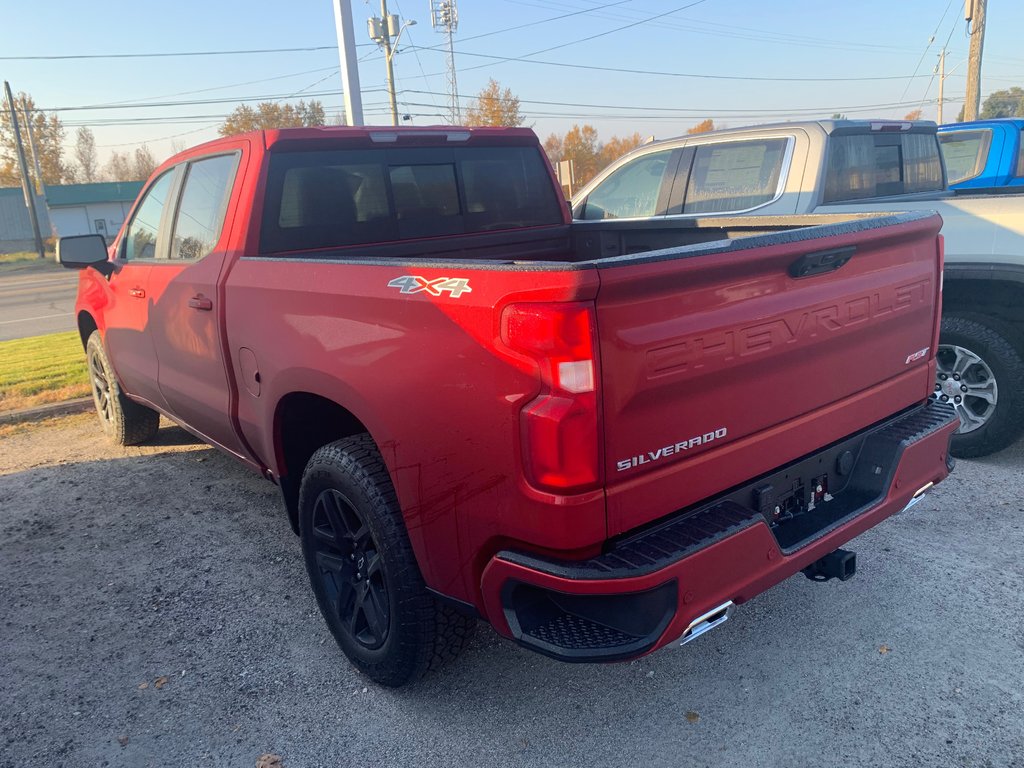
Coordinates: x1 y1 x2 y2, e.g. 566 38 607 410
298 435 474 687
936 314 1024 458
85 331 160 446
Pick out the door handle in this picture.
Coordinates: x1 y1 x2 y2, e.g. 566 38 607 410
129 287 146 298
188 295 213 311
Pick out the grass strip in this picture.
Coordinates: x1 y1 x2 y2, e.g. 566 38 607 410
0 251 59 274
0 331 90 412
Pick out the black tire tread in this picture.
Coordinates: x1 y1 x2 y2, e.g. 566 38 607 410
941 314 1024 458
300 434 474 686
86 332 160 447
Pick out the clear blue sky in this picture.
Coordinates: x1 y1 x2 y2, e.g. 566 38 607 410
4 0 1023 166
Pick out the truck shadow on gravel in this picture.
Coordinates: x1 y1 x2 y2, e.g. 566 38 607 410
1 438 1022 766
146 422 207 448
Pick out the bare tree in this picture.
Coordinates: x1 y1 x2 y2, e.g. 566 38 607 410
132 145 158 181
101 145 160 182
103 151 134 182
74 127 98 183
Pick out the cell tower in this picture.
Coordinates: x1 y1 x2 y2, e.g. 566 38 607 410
430 0 460 124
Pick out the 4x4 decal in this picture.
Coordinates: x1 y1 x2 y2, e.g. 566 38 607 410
387 276 472 298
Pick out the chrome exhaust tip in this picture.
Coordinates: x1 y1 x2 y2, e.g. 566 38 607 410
679 600 735 646
901 481 934 513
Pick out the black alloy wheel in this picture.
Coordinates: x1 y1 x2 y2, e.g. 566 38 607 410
87 342 114 428
309 488 390 650
298 435 477 687
84 331 160 446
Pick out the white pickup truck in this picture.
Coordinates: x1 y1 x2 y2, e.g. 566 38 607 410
572 119 1024 458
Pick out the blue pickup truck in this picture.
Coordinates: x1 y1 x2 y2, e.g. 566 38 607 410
938 118 1024 189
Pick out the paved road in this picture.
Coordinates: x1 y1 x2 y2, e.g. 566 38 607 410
1 415 1022 768
0 267 78 341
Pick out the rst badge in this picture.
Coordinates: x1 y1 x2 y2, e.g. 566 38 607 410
387 276 472 298
905 347 929 364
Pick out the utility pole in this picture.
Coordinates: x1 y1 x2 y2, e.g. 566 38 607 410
3 81 45 259
430 0 460 124
21 97 46 196
366 1 409 126
964 0 987 121
380 1 397 126
21 98 53 241
937 47 946 125
367 1 414 125
333 0 364 126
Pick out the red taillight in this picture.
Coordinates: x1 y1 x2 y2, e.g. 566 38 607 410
502 302 602 493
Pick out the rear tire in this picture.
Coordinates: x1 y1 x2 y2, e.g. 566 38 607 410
298 435 475 687
936 314 1024 458
85 331 160 446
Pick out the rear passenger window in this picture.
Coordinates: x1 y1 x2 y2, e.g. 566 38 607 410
824 133 944 202
259 146 563 254
939 129 991 184
389 164 462 239
683 139 788 214
169 154 238 261
580 150 673 220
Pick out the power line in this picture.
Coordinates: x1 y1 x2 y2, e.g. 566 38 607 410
27 88 389 113
898 0 955 102
916 11 962 114
0 44 373 61
95 124 221 149
83 66 341 110
500 0 928 56
495 0 714 64
406 44 944 82
64 103 395 129
393 0 444 118
400 88 953 116
400 91 960 119
397 97 965 123
455 0 636 45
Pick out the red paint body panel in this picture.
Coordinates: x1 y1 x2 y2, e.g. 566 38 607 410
70 126 955 650
597 218 943 535
224 257 605 600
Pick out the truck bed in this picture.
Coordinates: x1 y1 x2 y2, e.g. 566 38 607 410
257 210 931 267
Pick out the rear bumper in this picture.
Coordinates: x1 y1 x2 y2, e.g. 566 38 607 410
479 401 958 662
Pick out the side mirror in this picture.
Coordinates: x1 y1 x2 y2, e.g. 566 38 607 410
58 234 113 275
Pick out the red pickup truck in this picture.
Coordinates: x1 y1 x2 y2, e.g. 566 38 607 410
59 126 958 686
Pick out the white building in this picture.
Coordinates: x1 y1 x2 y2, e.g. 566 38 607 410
46 181 143 242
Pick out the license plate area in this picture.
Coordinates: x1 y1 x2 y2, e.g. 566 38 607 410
747 439 876 551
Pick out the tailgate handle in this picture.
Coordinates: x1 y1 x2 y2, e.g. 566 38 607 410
788 246 855 279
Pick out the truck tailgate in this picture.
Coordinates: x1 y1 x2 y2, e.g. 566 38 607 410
595 213 943 536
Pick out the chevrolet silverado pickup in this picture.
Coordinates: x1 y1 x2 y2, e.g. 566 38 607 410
573 119 1024 458
939 118 1024 189
59 126 957 686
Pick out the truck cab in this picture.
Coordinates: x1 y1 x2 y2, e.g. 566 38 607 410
938 118 1024 189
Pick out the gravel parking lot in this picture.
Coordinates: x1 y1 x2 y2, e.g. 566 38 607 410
2 414 1022 768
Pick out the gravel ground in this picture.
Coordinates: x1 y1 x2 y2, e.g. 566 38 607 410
1 414 1022 768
